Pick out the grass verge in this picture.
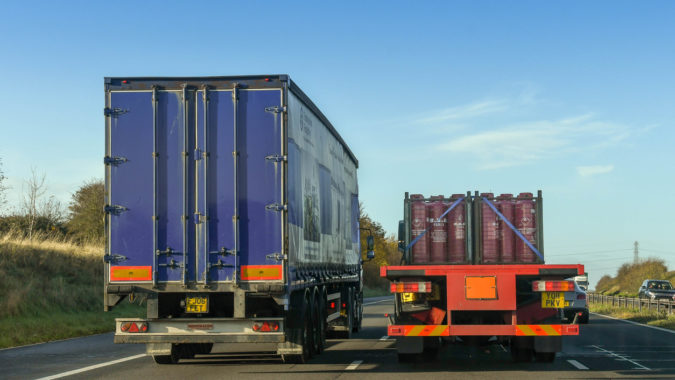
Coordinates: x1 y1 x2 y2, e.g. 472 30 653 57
589 303 675 331
0 233 143 349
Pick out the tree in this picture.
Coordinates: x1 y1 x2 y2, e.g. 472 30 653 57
67 179 105 243
20 168 66 239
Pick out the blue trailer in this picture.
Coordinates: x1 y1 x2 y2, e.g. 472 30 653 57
104 75 367 364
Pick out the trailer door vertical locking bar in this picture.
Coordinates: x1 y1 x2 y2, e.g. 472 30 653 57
181 85 189 286
152 86 159 287
232 83 240 286
201 86 210 284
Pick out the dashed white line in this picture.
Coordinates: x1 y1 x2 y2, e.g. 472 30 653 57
592 345 650 371
567 359 589 370
380 335 390 341
35 354 146 380
346 359 363 370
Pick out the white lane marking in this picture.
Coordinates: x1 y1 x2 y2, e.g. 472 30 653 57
380 335 389 341
346 360 363 370
567 359 589 370
363 298 393 306
591 312 675 335
592 345 650 371
35 354 146 380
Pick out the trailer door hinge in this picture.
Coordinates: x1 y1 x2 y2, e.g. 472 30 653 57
265 154 287 163
104 156 128 166
265 203 287 212
193 212 207 224
103 253 128 264
266 252 287 262
105 205 128 215
265 106 286 114
104 107 129 117
210 247 235 256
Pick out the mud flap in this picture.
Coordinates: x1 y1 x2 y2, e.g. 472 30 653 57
146 343 172 356
534 336 562 353
396 336 424 354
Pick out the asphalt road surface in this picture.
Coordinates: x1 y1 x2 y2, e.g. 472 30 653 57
3 297 675 379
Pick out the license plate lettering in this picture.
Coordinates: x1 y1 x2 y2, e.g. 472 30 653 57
541 292 565 308
185 296 208 313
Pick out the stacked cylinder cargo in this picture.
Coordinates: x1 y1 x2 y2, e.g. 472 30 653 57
405 194 471 264
386 191 582 363
104 75 365 364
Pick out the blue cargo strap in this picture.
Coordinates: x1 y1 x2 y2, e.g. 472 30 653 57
481 197 544 262
406 197 464 251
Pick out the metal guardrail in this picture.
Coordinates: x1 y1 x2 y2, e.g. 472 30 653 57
588 293 675 316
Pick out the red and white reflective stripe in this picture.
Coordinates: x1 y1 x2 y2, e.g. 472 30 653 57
532 280 575 292
390 281 432 293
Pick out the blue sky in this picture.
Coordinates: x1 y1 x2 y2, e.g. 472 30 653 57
1 1 674 287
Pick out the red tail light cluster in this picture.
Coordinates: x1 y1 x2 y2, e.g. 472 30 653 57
252 321 279 332
390 282 432 293
120 322 148 333
532 281 575 292
576 293 586 300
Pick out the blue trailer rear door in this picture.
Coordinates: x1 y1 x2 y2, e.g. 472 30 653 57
107 86 284 285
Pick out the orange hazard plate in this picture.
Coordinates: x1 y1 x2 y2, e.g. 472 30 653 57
465 276 497 300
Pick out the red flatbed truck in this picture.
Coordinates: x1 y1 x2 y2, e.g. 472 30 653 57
381 191 584 362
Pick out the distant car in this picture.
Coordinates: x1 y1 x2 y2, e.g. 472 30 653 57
563 281 589 324
638 280 675 301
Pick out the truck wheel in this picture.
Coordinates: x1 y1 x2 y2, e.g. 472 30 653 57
311 296 322 355
285 302 312 364
352 291 362 333
397 353 418 363
511 346 532 362
534 352 556 362
318 291 327 351
340 290 354 339
152 344 180 364
194 343 213 355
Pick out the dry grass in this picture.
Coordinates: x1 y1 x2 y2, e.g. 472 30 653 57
590 303 675 331
0 232 143 348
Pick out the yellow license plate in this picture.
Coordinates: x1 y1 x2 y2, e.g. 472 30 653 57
541 292 565 308
186 296 208 313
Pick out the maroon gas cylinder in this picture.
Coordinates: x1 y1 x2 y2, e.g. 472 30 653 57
515 192 537 262
428 195 447 262
446 194 466 263
410 194 429 263
497 193 516 263
480 193 499 263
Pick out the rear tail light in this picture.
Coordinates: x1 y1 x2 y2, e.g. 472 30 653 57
577 293 586 300
252 321 279 332
120 322 148 333
532 280 575 292
390 281 433 293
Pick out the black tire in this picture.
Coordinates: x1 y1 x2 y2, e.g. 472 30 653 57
318 290 327 350
534 352 556 363
397 353 418 363
352 291 362 333
194 343 213 355
340 289 354 339
511 346 532 362
283 293 312 364
152 344 180 364
310 295 322 355
581 312 590 324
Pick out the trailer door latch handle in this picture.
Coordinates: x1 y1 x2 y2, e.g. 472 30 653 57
266 252 287 261
104 107 129 117
103 253 128 264
264 106 286 114
265 203 287 212
105 205 128 215
265 154 287 163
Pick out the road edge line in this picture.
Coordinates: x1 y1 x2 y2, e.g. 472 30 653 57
34 353 146 380
591 312 675 335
